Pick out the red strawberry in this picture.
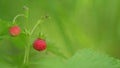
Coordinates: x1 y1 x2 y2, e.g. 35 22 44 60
9 26 21 36
33 38 46 51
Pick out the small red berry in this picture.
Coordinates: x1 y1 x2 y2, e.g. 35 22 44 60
33 38 46 51
9 26 21 36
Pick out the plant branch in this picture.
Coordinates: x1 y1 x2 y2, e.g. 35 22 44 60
30 19 42 35
12 14 26 24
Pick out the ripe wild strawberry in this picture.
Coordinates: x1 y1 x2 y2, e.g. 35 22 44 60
33 38 46 51
9 26 21 36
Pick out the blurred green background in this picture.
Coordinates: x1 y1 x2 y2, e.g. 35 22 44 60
0 0 120 65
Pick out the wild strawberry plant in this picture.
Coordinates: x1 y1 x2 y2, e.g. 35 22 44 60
0 6 120 68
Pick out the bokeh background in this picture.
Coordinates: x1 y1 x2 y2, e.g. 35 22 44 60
0 0 120 67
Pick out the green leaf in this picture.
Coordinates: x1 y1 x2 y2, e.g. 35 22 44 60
30 49 120 68
67 49 120 68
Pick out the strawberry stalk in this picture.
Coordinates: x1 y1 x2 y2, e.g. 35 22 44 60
23 7 43 67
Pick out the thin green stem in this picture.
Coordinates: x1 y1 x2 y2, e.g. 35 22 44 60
24 19 42 65
23 53 26 64
26 35 30 64
23 19 42 66
23 40 27 64
23 35 30 66
25 8 29 65
23 6 30 66
12 14 26 24
30 19 42 35
22 6 43 67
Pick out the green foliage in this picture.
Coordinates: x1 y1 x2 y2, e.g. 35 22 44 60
0 0 120 68
30 49 120 68
67 49 120 68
